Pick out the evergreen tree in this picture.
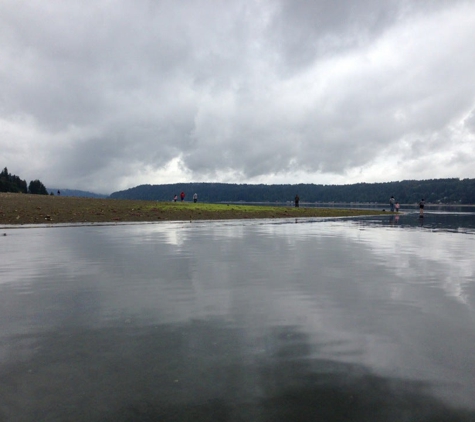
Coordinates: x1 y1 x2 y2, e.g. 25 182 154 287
0 167 28 193
28 179 48 195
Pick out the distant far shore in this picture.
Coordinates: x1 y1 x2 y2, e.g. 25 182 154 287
222 201 475 207
0 192 387 226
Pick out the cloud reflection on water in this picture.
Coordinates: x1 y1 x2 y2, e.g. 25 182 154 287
1 215 475 420
2 321 475 422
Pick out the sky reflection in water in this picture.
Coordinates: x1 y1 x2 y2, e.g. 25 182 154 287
1 213 475 421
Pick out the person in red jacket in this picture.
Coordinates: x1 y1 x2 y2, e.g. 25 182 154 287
180 191 185 202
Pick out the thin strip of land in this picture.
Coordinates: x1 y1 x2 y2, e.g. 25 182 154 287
0 192 386 225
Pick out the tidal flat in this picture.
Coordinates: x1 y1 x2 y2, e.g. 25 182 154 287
0 192 385 226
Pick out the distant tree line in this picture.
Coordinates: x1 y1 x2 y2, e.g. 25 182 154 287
109 178 475 204
0 167 48 195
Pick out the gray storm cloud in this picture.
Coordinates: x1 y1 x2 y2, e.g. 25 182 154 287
1 0 474 193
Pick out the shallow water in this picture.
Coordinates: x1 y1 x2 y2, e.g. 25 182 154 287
1 213 475 421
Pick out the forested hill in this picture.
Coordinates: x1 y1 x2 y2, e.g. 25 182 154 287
109 178 475 204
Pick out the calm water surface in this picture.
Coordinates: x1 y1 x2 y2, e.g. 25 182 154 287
1 212 475 421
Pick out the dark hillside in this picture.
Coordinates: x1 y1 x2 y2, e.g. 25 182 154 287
109 178 475 204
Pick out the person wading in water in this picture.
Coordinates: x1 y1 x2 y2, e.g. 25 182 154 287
419 198 425 217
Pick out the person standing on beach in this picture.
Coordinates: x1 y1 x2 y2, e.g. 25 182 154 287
389 196 395 212
294 194 300 207
419 198 425 217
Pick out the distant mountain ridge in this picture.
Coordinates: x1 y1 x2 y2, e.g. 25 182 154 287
109 178 475 204
47 188 108 198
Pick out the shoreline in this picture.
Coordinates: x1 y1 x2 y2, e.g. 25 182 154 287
0 215 385 230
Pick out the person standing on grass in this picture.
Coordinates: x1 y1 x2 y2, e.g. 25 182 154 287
294 194 300 208
193 193 198 203
180 192 185 202
395 202 400 213
173 194 177 202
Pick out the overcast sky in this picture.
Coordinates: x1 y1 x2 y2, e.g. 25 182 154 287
1 0 475 194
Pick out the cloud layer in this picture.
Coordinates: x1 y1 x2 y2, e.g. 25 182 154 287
1 0 475 193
